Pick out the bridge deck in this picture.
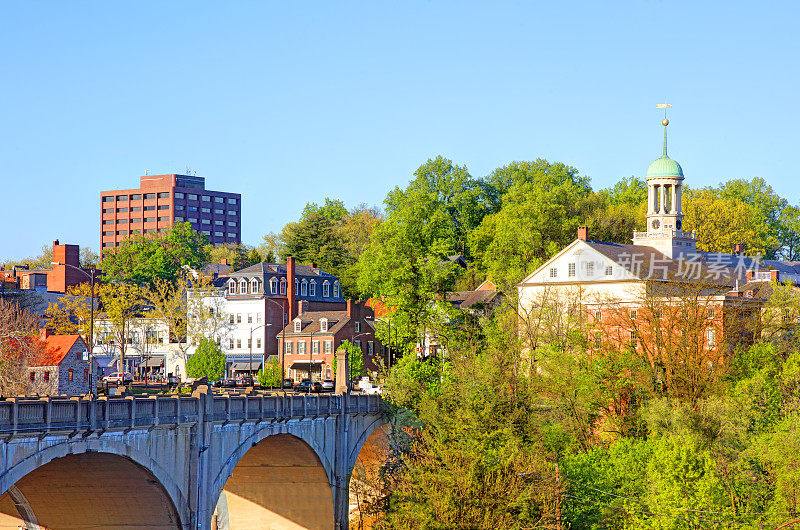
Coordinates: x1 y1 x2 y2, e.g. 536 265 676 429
0 392 382 435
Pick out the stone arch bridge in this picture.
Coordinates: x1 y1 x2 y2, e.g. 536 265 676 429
0 390 386 529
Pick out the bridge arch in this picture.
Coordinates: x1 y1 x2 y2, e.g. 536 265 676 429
347 416 390 475
0 438 186 528
345 417 391 528
210 431 334 529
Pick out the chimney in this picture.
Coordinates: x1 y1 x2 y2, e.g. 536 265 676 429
577 226 588 242
771 270 779 281
220 258 228 266
746 270 754 281
53 239 59 246
311 262 317 269
733 243 745 255
347 299 354 319
287 256 297 320
39 328 52 341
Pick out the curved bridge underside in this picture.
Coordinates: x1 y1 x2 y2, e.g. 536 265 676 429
0 452 181 529
215 433 333 530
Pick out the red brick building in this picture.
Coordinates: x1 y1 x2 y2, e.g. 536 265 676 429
2 240 99 294
278 300 381 382
100 174 241 249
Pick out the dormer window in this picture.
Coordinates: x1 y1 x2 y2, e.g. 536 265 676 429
333 282 340 298
309 280 316 296
251 279 260 293
228 281 236 295
323 280 330 297
295 278 299 294
239 279 248 294
270 277 278 294
280 278 286 295
355 321 361 333
294 320 302 333
301 279 308 296
320 318 328 332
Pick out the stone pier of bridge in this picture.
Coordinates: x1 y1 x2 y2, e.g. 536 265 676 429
0 389 386 529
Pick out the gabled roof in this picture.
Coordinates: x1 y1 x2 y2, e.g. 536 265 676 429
585 241 675 280
459 289 502 308
519 238 761 288
29 335 85 367
281 310 350 335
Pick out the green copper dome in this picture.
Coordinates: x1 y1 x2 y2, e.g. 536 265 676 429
646 155 683 178
646 119 683 178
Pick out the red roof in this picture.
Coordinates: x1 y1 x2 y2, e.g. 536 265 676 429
365 298 398 318
29 334 85 367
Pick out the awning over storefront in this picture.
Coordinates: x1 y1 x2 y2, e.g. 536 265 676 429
95 356 118 368
289 361 324 371
140 356 165 368
231 361 262 371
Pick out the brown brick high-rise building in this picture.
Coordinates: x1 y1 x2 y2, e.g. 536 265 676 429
100 174 241 249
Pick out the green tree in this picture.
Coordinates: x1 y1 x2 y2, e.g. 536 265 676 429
469 159 591 288
585 176 647 244
682 177 797 259
683 187 770 256
185 338 226 381
102 223 209 285
259 232 281 262
332 339 365 379
359 187 458 333
359 155 495 330
79 247 101 269
281 202 348 275
401 156 494 258
777 205 800 260
257 357 282 388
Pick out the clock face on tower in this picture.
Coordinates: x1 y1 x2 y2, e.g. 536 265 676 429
651 219 660 230
676 220 682 230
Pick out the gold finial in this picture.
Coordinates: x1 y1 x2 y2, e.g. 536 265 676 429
662 118 669 126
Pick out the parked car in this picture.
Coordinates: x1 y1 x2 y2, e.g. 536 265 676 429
294 379 322 393
357 377 383 395
356 376 371 391
282 378 295 389
103 372 133 385
220 377 238 388
363 382 383 395
320 379 335 392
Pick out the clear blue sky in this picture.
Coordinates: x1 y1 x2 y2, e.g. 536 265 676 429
1 1 798 259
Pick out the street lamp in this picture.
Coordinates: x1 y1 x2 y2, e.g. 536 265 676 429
350 331 373 385
307 327 316 394
248 323 271 386
365 316 393 371
52 261 99 397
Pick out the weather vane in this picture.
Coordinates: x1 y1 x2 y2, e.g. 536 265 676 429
656 100 672 126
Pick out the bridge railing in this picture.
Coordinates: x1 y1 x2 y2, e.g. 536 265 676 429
0 392 381 435
209 393 381 422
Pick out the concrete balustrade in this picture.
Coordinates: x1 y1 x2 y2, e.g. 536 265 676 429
0 392 380 436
